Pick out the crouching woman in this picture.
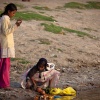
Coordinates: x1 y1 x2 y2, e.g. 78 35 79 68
24 58 60 95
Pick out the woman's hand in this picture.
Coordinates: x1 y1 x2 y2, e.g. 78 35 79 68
16 19 22 26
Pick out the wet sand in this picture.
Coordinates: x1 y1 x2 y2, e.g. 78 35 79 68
76 88 100 100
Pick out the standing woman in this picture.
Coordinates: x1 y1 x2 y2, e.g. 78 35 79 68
0 3 22 90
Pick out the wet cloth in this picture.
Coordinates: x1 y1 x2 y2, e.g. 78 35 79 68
0 58 10 88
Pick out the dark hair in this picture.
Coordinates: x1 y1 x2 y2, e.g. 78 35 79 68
0 3 17 17
27 58 48 78
36 58 48 70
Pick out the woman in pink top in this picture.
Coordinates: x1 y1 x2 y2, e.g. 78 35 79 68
0 3 22 90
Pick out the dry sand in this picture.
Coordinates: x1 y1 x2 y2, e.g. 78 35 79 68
0 0 100 100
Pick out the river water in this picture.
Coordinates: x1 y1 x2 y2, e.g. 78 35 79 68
74 88 100 100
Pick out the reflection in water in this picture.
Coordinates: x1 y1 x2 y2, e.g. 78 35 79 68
54 95 76 100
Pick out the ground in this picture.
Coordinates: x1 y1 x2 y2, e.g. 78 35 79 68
0 0 100 100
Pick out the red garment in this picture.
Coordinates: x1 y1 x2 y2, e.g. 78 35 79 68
0 58 10 88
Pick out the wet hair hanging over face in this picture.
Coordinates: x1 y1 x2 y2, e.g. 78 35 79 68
0 3 17 17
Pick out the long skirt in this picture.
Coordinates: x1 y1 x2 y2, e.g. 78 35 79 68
0 58 10 88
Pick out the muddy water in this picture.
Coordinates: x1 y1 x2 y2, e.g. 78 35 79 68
74 88 100 100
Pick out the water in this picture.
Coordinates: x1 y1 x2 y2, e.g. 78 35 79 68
74 88 100 100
